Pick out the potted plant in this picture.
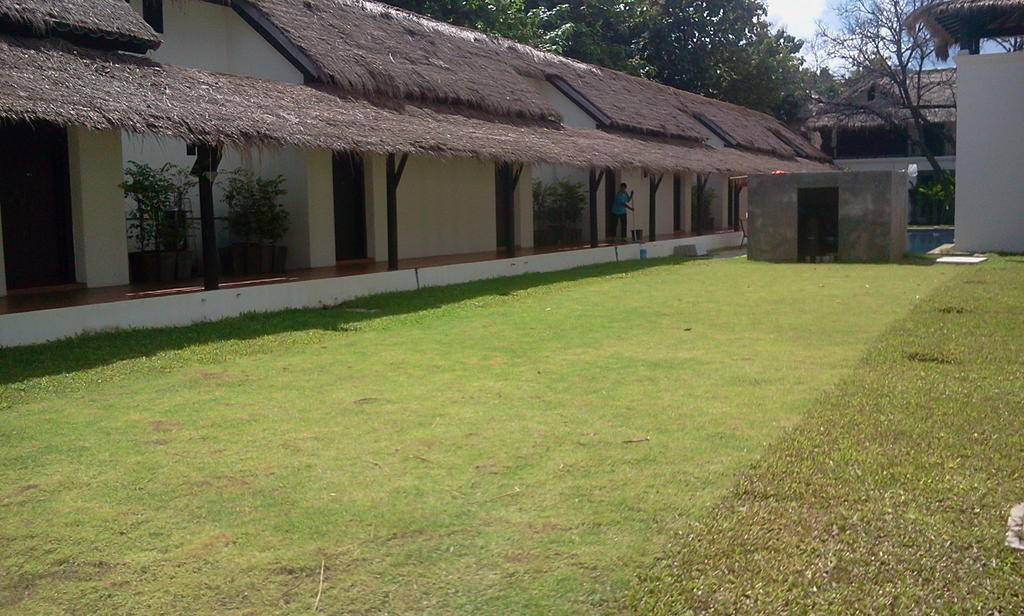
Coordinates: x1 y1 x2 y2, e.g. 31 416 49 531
122 162 197 283
224 169 289 275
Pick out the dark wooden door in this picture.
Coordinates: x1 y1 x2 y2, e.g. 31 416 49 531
333 152 367 261
0 122 76 289
797 187 839 261
495 164 511 250
672 174 682 232
604 168 617 235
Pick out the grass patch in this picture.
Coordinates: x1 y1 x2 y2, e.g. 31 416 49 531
630 256 1024 614
0 257 954 614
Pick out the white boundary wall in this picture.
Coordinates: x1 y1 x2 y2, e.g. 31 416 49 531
953 51 1024 253
0 232 740 347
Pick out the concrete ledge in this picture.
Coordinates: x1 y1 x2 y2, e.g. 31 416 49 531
0 269 418 347
0 233 742 347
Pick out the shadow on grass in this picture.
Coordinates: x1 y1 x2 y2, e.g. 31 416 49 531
0 257 687 386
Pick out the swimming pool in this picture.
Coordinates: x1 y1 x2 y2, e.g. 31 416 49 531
907 227 954 254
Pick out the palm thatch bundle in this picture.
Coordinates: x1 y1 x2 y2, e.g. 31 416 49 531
907 0 1024 59
245 0 827 161
0 35 831 175
0 0 160 52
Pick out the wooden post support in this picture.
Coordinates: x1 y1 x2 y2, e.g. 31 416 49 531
648 173 663 241
190 143 222 291
386 152 409 271
588 169 604 247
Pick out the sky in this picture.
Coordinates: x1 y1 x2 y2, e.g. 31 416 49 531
763 0 832 43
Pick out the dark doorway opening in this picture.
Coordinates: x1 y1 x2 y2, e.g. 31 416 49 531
672 174 682 232
797 187 839 262
333 152 367 261
728 177 744 231
495 164 513 251
603 168 617 237
0 122 76 290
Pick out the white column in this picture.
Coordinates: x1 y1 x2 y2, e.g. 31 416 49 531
363 153 388 262
304 149 336 268
515 165 533 249
67 127 130 288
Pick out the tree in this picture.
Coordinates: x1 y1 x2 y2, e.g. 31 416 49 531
640 0 809 119
527 0 646 74
382 0 811 122
814 0 954 182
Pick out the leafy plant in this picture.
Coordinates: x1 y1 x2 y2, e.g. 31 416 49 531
121 162 197 252
223 169 290 245
691 184 717 229
533 179 585 230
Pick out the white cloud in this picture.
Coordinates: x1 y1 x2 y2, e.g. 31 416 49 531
763 0 829 41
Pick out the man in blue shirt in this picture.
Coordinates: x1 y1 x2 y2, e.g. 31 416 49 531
610 182 633 241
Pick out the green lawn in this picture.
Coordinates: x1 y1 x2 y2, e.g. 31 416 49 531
0 256 954 615
630 256 1024 614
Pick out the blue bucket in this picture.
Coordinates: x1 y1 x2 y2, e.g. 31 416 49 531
640 248 648 259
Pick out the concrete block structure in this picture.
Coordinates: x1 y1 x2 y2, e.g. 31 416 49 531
747 171 908 263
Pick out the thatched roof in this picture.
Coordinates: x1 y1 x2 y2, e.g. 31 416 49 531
0 35 831 176
907 0 1024 59
0 0 160 52
241 0 828 161
805 69 956 130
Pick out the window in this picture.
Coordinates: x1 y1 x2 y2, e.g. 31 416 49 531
694 114 738 147
867 85 877 101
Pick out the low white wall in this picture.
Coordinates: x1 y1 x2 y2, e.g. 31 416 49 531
953 51 1024 253
0 270 418 347
68 128 131 287
0 232 743 347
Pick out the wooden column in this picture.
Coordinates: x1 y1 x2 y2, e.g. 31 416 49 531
648 173 663 241
191 144 222 291
588 169 604 247
385 152 408 271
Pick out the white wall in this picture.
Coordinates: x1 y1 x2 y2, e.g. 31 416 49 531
130 0 304 83
529 79 598 129
618 169 672 240
364 154 497 261
953 51 1024 253
68 128 131 287
291 149 336 269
